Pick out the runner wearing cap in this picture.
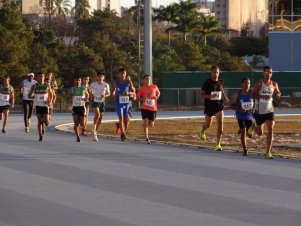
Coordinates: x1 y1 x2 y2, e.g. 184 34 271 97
0 76 15 134
20 73 37 133
137 74 160 144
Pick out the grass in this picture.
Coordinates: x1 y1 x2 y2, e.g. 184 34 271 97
87 116 301 160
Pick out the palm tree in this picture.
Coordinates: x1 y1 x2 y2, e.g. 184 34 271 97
153 4 179 45
197 15 220 46
40 0 54 28
53 0 72 20
72 0 90 21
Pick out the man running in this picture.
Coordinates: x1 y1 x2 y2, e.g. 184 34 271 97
20 73 37 133
89 71 110 142
112 67 135 141
67 76 89 142
230 77 254 156
0 76 15 133
81 75 90 136
252 66 281 159
45 70 58 122
28 72 53 141
137 74 160 144
200 65 229 151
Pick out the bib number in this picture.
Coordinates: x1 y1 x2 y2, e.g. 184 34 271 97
210 91 222 100
119 95 129 104
0 94 9 102
73 96 84 105
94 96 103 103
241 101 253 111
145 98 155 107
36 94 48 103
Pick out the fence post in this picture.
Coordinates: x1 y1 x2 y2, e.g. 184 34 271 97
177 89 180 111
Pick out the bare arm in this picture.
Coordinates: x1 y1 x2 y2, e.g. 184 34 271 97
28 84 35 99
274 82 281 98
10 88 15 109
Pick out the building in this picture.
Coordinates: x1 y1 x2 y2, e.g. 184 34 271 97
18 0 41 14
192 0 215 16
213 0 269 38
269 0 301 71
88 0 121 16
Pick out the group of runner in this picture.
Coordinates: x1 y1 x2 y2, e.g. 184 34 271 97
201 65 281 159
0 65 281 158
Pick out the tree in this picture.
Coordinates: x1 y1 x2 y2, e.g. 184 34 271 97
153 4 178 45
72 0 90 22
0 4 33 82
193 14 220 46
52 0 72 20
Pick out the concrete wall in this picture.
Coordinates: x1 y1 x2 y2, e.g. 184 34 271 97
269 32 301 71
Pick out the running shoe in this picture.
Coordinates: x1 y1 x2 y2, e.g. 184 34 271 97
25 127 29 134
2 129 6 134
243 149 248 156
146 138 151 144
76 137 81 142
115 122 121 135
247 122 255 136
265 153 273 159
121 133 127 141
199 130 206 141
214 144 223 151
81 129 88 136
39 135 43 141
93 135 98 142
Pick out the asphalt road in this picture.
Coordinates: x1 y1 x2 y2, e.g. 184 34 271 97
0 113 300 226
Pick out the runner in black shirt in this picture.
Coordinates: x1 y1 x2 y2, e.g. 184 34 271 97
200 65 229 151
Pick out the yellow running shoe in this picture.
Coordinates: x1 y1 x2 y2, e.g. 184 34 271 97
214 144 222 151
247 122 255 136
199 130 206 141
265 153 273 159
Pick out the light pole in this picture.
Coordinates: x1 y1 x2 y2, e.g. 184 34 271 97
144 0 152 80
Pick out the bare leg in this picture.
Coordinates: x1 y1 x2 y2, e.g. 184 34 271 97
215 111 224 146
2 109 9 131
265 120 275 155
201 114 213 133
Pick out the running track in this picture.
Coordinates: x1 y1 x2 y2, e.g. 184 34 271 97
0 112 300 226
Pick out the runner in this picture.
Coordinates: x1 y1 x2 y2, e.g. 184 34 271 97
67 76 89 142
81 75 90 136
28 72 53 141
230 77 254 156
252 66 281 159
137 74 160 144
112 67 135 141
45 70 58 123
20 73 37 133
89 71 110 142
200 65 229 151
0 76 15 133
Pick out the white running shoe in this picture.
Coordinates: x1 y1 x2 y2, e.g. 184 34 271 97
93 135 98 142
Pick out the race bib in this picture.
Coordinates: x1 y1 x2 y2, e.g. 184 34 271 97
119 95 129 104
73 96 84 105
145 98 155 107
36 93 48 102
241 101 253 111
210 91 222 100
0 94 9 102
23 87 30 95
94 95 104 103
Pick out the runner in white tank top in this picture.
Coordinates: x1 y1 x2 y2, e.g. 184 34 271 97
252 66 281 159
20 73 37 133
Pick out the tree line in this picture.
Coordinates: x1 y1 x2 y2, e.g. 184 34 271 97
0 0 267 88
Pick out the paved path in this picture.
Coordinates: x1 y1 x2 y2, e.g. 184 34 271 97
0 113 300 226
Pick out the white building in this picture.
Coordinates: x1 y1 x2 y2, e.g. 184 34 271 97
89 0 121 16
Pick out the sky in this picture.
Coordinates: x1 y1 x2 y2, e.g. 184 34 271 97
120 0 181 8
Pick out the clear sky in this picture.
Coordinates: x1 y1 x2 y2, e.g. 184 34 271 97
121 0 181 8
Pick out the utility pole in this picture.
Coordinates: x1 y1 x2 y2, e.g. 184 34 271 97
144 0 152 80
